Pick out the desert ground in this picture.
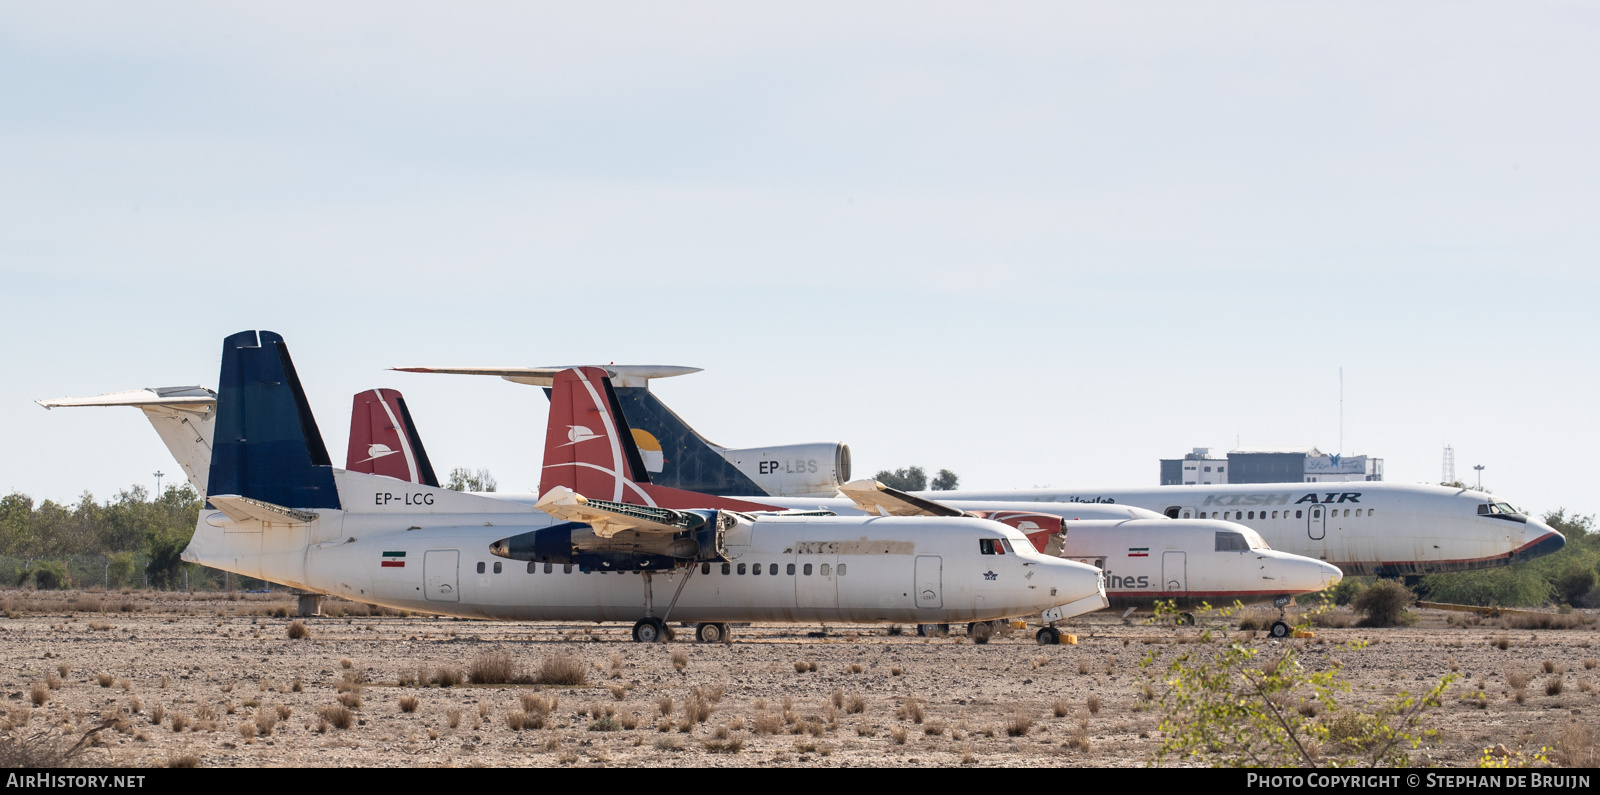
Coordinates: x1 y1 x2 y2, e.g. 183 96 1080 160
1 589 1596 768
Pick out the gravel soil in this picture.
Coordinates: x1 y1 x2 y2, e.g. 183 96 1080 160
2 589 1596 768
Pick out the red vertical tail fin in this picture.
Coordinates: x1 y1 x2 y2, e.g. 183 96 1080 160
347 388 439 487
540 367 777 511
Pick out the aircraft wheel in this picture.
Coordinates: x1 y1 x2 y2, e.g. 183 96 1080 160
1035 627 1059 645
917 623 943 637
694 622 727 644
968 621 994 645
632 618 668 643
1269 621 1291 639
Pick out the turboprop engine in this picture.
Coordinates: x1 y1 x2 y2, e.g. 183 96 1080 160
490 504 740 572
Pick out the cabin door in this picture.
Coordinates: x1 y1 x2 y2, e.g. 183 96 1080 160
424 550 459 602
1307 505 1326 541
914 555 943 609
1161 551 1187 594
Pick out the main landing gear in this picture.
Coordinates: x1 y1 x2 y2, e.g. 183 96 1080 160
967 621 995 644
632 617 668 643
631 567 699 643
915 623 950 637
694 622 729 643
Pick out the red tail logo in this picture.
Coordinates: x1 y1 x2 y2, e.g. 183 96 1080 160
347 388 439 487
540 368 777 512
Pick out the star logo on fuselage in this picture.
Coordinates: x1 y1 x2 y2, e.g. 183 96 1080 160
983 571 998 581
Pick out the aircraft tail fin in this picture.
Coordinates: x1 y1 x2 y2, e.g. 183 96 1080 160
541 367 778 512
206 330 340 510
609 385 768 496
346 388 440 487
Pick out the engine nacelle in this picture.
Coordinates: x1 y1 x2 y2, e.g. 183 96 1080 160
490 512 733 572
719 443 850 498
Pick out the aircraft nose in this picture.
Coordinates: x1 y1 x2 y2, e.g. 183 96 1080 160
1511 524 1566 564
1315 560 1343 589
1046 558 1106 604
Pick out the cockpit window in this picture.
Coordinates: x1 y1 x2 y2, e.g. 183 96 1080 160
980 538 1006 555
1479 502 1521 515
1215 532 1250 552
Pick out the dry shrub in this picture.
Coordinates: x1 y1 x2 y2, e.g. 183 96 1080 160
609 685 626 701
620 712 639 730
1005 710 1033 737
1507 670 1532 690
849 664 863 674
275 704 291 721
340 658 353 669
1555 722 1597 767
318 705 354 730
831 689 844 709
923 720 946 737
1077 659 1091 675
657 695 674 717
254 707 277 737
431 666 462 688
1543 660 1565 675
889 726 908 745
468 651 518 685
1584 658 1598 670
793 661 809 674
897 698 925 724
286 620 309 640
1051 698 1071 718
88 621 110 631
129 694 142 714
682 692 713 725
670 650 688 672
753 712 784 735
398 696 420 714
890 666 903 677
170 713 190 733
28 683 47 707
1237 615 1264 631
56 663 69 679
506 711 529 731
337 692 362 709
162 754 199 768
1351 580 1415 627
1546 677 1564 696
1068 720 1091 752
446 707 462 729
846 693 866 715
1310 611 1353 629
149 704 165 726
537 654 587 686
1492 635 1512 650
854 722 876 737
291 677 303 693
1448 657 1460 672
96 673 113 688
1502 612 1594 630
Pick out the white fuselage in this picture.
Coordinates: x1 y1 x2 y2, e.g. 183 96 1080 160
182 471 1107 624
928 483 1565 576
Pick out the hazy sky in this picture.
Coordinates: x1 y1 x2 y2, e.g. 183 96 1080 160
2 3 1595 517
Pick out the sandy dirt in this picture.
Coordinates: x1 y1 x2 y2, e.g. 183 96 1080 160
1 589 1596 768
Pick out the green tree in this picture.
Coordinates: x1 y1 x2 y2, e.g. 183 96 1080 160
930 469 960 491
446 468 498 492
873 467 927 491
106 552 136 588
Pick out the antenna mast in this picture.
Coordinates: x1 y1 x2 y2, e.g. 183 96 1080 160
1339 367 1343 455
1442 445 1455 485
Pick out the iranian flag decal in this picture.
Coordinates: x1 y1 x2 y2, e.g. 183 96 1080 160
381 551 406 568
1127 547 1149 558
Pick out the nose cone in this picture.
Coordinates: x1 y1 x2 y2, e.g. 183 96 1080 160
1511 521 1566 564
1039 557 1109 618
1315 560 1343 590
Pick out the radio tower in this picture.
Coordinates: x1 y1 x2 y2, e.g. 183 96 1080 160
1442 445 1455 485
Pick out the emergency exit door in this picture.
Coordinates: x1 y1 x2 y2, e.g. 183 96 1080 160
914 555 943 608
1162 551 1187 594
1307 505 1325 541
424 550 459 602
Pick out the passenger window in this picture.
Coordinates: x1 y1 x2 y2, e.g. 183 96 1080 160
768 563 777 576
787 563 795 575
838 564 847 575
527 561 537 574
721 563 731 575
753 563 762 576
1344 509 1350 518
820 564 831 576
544 562 553 574
493 561 502 574
476 562 485 574
737 563 747 575
563 563 573 574
702 563 711 575
1271 511 1278 519
804 563 813 576
1247 511 1255 520
1181 510 1191 518
1368 509 1376 517
1215 532 1250 552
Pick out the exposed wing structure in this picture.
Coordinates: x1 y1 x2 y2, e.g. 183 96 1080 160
838 479 968 518
534 486 706 538
207 494 318 525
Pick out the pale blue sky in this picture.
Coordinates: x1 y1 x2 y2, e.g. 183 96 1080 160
2 2 1595 516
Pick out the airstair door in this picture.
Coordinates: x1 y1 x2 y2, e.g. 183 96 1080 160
424 550 459 602
1307 505 1326 541
1162 551 1187 594
914 555 943 609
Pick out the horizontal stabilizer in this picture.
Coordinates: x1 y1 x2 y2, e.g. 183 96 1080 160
37 386 216 410
393 365 700 388
208 494 319 525
534 486 705 538
839 479 968 518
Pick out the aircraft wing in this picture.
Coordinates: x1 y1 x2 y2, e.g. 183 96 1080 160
534 486 706 538
36 386 216 410
838 479 969 518
392 365 700 388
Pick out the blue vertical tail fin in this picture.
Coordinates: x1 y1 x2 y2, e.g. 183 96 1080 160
206 330 341 510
